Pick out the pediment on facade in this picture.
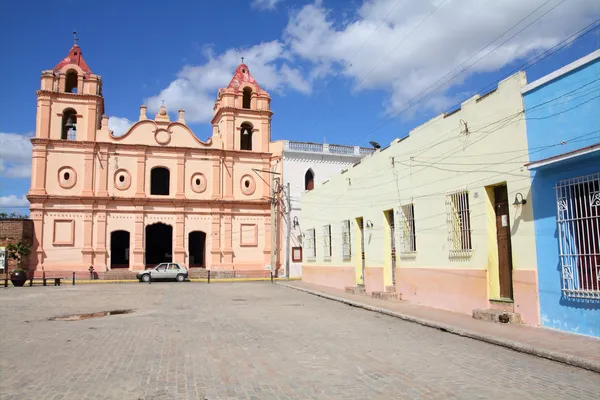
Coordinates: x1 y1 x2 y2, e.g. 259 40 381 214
99 119 216 148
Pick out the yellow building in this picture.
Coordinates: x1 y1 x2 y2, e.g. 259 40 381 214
301 72 540 325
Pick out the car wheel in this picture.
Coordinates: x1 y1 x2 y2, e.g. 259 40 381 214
141 274 151 283
176 274 185 282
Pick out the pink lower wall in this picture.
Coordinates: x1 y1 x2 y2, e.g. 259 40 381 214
396 267 489 315
512 269 540 325
364 267 384 294
302 265 355 290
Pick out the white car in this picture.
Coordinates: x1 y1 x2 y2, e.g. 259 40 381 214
136 263 188 282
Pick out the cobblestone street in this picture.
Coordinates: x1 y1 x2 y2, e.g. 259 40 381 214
1 283 598 400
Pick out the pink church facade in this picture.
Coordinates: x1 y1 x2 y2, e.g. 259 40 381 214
27 44 283 275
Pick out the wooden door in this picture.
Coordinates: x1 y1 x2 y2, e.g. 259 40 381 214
494 186 513 299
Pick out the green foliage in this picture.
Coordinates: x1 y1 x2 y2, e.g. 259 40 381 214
0 212 29 219
6 241 32 271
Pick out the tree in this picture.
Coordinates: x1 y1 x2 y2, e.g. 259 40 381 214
6 241 31 272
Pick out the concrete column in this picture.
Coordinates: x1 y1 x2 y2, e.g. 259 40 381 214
225 114 235 150
36 98 51 139
176 153 186 199
135 150 146 197
87 104 97 141
29 143 47 196
82 150 94 196
174 212 186 264
132 211 145 270
29 207 45 271
222 212 233 267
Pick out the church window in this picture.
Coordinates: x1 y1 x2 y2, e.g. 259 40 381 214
305 169 315 191
240 123 253 151
242 87 252 109
150 167 170 195
61 108 77 140
65 69 78 93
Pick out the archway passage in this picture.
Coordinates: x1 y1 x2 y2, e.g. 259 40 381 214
150 167 170 195
145 223 173 267
110 230 130 269
188 231 206 268
305 169 314 191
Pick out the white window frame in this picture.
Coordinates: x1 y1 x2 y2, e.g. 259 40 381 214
305 229 316 260
341 220 351 260
322 225 332 260
445 189 473 257
556 172 600 299
400 203 417 255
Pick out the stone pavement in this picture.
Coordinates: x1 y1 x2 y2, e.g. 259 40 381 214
0 283 598 400
279 281 600 372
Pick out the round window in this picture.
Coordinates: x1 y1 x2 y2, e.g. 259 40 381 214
58 166 77 189
244 180 250 188
119 175 125 183
240 175 256 195
64 172 70 181
195 178 201 186
191 173 207 193
114 169 131 191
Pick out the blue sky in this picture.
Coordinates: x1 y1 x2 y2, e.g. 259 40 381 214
0 0 599 212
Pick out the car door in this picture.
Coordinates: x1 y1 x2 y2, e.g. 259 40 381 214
166 263 178 279
153 264 167 279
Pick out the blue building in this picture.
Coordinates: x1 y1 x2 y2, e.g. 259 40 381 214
523 50 600 337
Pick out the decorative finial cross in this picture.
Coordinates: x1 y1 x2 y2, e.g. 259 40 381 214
73 30 79 45
162 100 165 106
241 56 244 64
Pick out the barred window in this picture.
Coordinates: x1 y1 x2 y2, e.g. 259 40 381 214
556 173 600 299
400 204 417 253
305 229 316 259
322 225 332 259
341 220 351 260
446 190 472 256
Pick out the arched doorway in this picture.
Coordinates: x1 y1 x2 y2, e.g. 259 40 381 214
145 223 172 267
305 169 315 190
188 231 206 268
110 230 130 269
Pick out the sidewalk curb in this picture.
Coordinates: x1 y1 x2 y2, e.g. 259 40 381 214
278 282 600 373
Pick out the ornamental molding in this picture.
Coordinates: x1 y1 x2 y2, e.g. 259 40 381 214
36 90 103 101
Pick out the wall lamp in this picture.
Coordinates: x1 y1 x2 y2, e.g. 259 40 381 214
365 220 374 229
513 192 527 207
292 216 299 228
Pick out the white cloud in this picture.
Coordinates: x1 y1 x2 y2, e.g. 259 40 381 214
108 117 133 137
146 41 311 123
284 0 600 115
0 195 29 208
251 0 282 11
0 133 32 179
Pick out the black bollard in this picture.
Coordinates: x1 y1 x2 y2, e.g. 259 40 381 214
207 270 211 284
72 272 75 285
270 271 273 283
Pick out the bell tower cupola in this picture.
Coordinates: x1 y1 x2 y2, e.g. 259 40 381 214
36 33 104 142
211 60 273 152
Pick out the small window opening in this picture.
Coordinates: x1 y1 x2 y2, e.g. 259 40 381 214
65 70 78 93
242 87 252 109
119 175 125 183
61 108 77 140
240 123 253 151
195 178 201 186
305 169 314 191
64 172 70 181
150 167 170 195
244 180 250 188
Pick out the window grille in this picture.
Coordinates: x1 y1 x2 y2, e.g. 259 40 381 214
322 225 332 259
445 190 472 256
400 204 417 254
556 173 600 299
305 229 316 259
341 220 351 260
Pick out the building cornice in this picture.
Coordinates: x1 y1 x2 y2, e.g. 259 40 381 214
211 106 273 125
36 90 103 101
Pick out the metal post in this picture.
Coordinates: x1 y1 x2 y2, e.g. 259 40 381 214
285 182 291 281
270 271 273 283
207 270 211 284
72 272 75 285
270 174 276 277
43 271 46 286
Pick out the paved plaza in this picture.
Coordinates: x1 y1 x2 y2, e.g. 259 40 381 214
0 283 598 400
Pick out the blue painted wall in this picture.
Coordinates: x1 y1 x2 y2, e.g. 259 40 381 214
524 54 600 337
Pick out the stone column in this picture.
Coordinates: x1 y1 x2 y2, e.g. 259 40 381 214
211 157 221 199
87 104 97 141
94 209 108 271
29 207 45 271
132 210 145 270
174 212 186 265
82 209 94 266
135 149 146 197
82 149 95 196
176 152 186 199
223 159 234 200
222 212 233 267
224 114 235 150
36 98 52 139
29 142 47 195
97 145 110 197
210 207 221 268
